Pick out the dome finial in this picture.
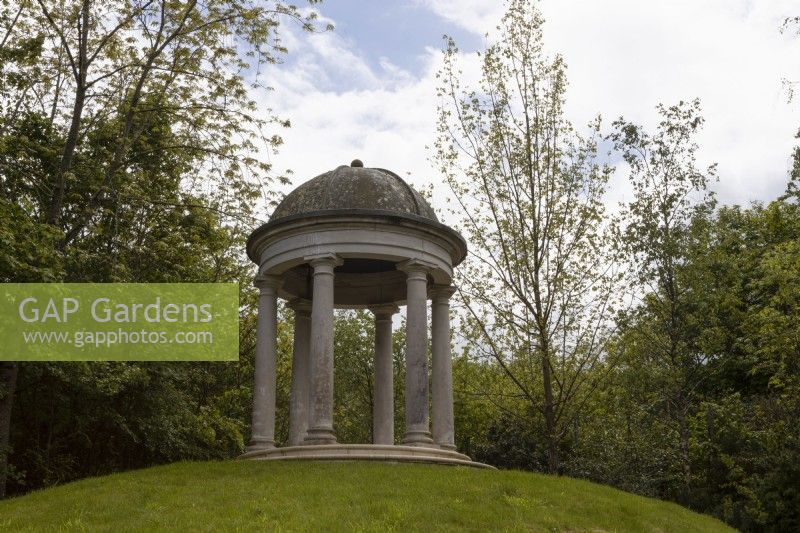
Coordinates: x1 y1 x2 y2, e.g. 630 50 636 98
350 159 364 168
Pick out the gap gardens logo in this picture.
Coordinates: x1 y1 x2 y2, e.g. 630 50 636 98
0 284 239 361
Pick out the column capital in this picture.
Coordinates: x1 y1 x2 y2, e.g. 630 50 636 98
369 303 400 319
397 258 436 279
430 285 456 303
288 298 312 314
254 274 281 292
304 252 344 270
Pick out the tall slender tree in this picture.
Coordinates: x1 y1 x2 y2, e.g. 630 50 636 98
434 0 620 474
610 99 717 501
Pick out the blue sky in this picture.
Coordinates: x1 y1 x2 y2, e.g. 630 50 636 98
309 0 481 77
258 0 800 218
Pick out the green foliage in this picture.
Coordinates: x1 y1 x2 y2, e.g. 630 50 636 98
565 199 800 531
332 311 375 443
330 310 406 444
445 90 799 530
609 99 718 504
435 0 620 475
0 0 328 498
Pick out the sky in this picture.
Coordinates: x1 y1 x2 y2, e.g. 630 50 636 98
256 0 800 219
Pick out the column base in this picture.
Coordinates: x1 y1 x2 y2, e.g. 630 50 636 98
402 430 434 446
246 437 275 452
303 427 337 445
437 443 457 451
239 443 494 469
287 434 307 447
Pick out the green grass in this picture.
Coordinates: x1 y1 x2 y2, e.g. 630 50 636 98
0 461 732 532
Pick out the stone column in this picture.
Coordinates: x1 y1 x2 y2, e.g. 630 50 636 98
399 260 434 446
370 304 399 445
303 253 343 445
288 299 312 446
431 285 456 450
247 274 281 451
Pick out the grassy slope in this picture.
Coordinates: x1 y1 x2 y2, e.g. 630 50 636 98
0 461 732 532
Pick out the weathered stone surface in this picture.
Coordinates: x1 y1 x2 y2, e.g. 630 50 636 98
270 163 438 222
303 254 342 445
370 304 399 445
239 444 495 469
247 275 281 452
399 260 434 446
244 161 484 467
431 285 457 450
288 300 312 446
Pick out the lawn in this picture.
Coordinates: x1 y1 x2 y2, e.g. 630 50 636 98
0 461 733 532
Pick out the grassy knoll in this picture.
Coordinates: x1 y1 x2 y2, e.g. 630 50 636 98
0 461 732 532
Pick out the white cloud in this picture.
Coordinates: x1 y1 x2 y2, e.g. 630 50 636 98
256 0 800 223
425 0 800 204
256 23 452 218
413 0 505 36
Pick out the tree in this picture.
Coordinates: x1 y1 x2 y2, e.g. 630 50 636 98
330 310 407 445
591 199 800 530
332 311 376 443
610 99 717 502
0 0 328 496
705 201 800 530
780 15 800 200
434 0 620 474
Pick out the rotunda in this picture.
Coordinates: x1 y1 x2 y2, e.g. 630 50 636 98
241 160 487 467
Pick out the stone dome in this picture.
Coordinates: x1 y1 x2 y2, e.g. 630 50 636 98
271 161 438 222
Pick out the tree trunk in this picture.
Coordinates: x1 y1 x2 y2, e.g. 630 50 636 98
678 407 692 503
541 348 559 474
46 0 91 225
0 362 19 499
47 82 87 224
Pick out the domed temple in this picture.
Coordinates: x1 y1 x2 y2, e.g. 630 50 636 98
241 160 488 467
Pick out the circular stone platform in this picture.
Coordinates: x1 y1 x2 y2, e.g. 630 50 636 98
240 444 494 469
